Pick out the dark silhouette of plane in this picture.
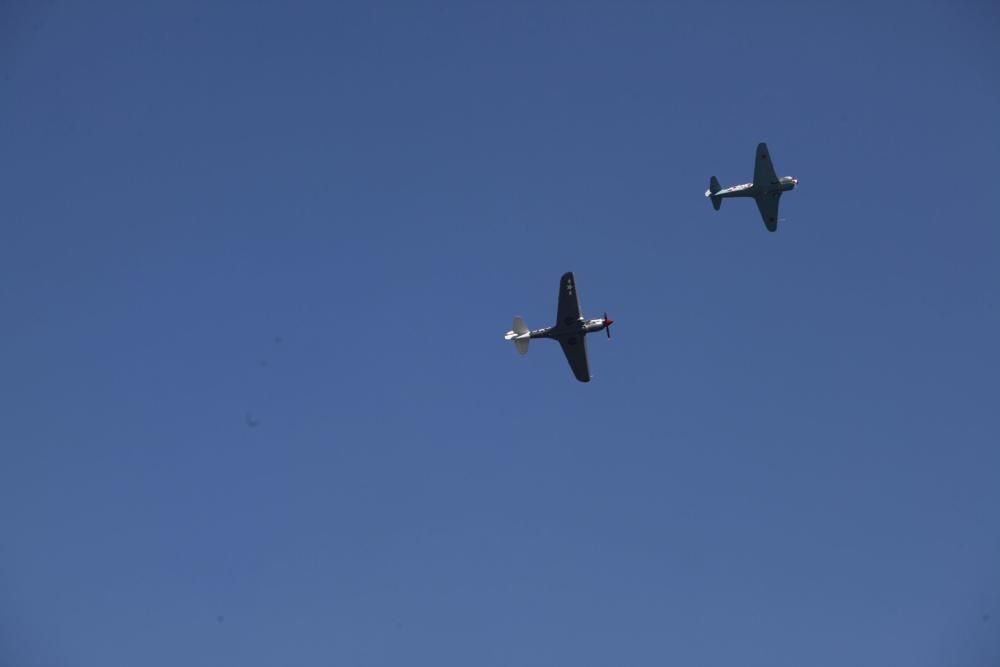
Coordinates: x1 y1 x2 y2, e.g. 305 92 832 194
706 142 798 231
504 272 613 382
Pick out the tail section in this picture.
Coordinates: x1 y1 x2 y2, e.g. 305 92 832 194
706 176 722 210
504 316 530 355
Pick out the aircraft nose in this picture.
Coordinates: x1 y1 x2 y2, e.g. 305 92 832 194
604 318 614 326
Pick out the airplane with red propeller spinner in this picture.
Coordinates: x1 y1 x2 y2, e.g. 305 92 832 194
504 271 612 383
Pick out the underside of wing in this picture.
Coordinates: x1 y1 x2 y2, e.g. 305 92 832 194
753 142 779 189
556 271 582 328
755 193 781 232
559 335 590 382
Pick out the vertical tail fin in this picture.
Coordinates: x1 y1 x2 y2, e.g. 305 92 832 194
706 176 722 210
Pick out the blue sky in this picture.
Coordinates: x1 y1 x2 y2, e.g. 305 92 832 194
2 1 999 665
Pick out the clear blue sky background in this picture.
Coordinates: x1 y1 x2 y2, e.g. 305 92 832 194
2 1 999 665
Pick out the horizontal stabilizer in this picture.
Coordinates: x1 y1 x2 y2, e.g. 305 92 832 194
505 316 530 354
706 176 722 210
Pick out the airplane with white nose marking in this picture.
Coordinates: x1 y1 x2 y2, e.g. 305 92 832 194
705 142 798 232
504 272 612 383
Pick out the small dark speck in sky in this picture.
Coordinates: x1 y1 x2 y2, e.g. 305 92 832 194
274 336 283 344
258 359 269 367
217 615 224 624
983 613 991 622
245 413 260 428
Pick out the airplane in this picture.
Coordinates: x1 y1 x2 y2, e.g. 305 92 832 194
705 142 798 232
504 271 612 383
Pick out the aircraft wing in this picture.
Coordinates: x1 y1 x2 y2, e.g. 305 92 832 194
556 271 582 327
559 335 591 382
753 142 779 189
755 192 781 232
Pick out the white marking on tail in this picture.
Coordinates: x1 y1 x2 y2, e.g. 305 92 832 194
505 316 530 354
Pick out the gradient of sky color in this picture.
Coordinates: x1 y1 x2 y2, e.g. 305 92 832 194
3 1 999 665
